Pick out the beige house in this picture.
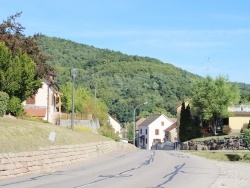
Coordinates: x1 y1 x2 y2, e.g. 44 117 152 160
22 73 62 124
164 118 177 142
228 105 250 133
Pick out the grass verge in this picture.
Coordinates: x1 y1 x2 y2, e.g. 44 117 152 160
0 117 112 153
185 150 250 163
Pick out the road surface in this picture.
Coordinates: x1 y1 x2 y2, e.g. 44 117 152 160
0 150 218 188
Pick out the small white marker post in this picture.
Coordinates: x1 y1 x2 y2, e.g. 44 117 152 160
48 131 56 141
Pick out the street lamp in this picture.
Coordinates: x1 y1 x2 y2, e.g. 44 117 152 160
133 102 148 145
71 68 78 130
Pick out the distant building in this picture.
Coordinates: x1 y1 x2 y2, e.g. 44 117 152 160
164 118 177 142
135 118 146 146
22 73 62 124
107 115 122 138
227 104 250 133
138 114 174 150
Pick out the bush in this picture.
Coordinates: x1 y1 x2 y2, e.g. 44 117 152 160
74 125 93 132
225 154 241 161
98 124 120 141
222 125 232 135
6 97 24 116
0 91 9 117
243 153 250 160
243 129 250 149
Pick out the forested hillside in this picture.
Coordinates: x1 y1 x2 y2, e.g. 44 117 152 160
37 35 249 124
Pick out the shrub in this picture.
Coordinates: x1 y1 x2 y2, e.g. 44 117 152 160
6 97 24 116
225 154 241 161
222 125 232 135
243 153 250 160
74 125 93 132
98 124 120 141
0 91 9 117
243 129 250 149
240 128 245 133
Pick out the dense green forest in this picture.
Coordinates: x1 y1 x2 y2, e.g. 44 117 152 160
37 35 250 124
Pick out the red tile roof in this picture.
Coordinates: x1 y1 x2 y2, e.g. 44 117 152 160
165 121 177 132
169 118 177 122
136 118 146 130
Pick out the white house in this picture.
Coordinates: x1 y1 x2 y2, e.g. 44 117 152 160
22 73 62 124
107 115 122 138
138 114 174 150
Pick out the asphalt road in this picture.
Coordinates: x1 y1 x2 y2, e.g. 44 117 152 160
0 150 219 188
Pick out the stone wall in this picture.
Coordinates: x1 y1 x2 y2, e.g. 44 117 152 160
0 141 136 180
59 119 100 131
182 136 248 150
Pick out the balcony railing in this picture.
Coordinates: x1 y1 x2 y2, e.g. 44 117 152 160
228 105 250 112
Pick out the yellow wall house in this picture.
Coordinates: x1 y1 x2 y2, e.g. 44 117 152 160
228 105 250 133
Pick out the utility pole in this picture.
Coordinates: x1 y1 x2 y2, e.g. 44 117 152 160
70 69 78 130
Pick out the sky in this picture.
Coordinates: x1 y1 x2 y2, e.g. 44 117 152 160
1 0 250 84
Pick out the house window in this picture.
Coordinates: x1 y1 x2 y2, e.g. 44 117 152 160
146 138 147 144
26 95 35 104
153 139 161 143
140 129 142 134
161 121 164 126
146 129 147 135
155 129 159 135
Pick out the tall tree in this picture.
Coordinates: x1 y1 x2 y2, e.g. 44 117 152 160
60 82 109 125
185 104 202 140
179 101 187 142
179 102 202 141
0 12 55 88
0 42 41 101
191 76 240 134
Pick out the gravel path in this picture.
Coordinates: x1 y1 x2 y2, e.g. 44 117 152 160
210 161 250 188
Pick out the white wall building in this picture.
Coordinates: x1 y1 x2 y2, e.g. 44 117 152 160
138 114 173 150
107 115 122 138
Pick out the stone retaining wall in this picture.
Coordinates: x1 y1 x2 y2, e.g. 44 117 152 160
0 141 136 180
59 119 100 131
182 136 248 150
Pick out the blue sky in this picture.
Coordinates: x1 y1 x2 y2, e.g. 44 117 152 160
1 0 250 84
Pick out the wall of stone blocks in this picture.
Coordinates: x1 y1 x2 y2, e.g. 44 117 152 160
0 141 136 180
59 119 100 131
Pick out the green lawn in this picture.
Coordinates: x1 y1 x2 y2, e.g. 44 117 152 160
0 117 112 153
185 150 250 163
